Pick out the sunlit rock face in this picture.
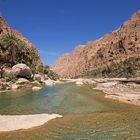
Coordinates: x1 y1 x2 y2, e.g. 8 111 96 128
52 11 140 78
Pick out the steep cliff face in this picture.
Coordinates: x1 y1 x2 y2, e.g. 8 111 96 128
52 10 140 78
0 16 43 72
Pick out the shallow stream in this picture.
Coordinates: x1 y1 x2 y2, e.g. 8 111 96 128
0 83 139 140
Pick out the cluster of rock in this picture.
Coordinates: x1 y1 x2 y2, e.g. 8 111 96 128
52 10 140 78
0 63 59 92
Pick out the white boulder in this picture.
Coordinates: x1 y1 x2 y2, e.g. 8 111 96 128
32 86 42 91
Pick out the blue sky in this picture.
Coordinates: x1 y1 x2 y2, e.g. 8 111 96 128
0 0 140 66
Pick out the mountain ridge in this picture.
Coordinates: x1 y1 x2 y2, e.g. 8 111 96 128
52 10 140 78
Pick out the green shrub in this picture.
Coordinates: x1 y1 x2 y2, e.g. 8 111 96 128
0 33 41 72
43 65 59 80
77 57 140 78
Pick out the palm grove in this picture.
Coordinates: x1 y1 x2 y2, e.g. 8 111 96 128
0 33 59 80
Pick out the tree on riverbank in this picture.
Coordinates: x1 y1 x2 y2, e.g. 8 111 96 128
43 65 59 80
0 33 42 73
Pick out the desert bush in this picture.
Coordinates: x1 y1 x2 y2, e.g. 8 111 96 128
43 65 59 80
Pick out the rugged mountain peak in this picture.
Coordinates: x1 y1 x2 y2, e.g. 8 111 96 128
52 11 140 78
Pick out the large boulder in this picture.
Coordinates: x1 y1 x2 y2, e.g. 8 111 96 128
33 74 44 82
12 64 32 79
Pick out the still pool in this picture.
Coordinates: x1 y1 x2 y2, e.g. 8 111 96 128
0 83 140 140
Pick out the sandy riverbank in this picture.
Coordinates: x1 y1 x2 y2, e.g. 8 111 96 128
0 114 62 132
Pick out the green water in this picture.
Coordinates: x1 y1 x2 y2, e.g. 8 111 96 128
0 83 140 140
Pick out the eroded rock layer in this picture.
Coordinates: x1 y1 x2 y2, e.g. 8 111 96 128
52 11 140 78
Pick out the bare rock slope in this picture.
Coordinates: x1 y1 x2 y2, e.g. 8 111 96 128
52 11 140 78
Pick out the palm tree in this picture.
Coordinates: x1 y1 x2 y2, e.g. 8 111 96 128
0 33 40 73
0 33 20 65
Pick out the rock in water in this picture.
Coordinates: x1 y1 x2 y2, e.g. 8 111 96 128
76 81 84 85
32 86 42 91
12 64 32 79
